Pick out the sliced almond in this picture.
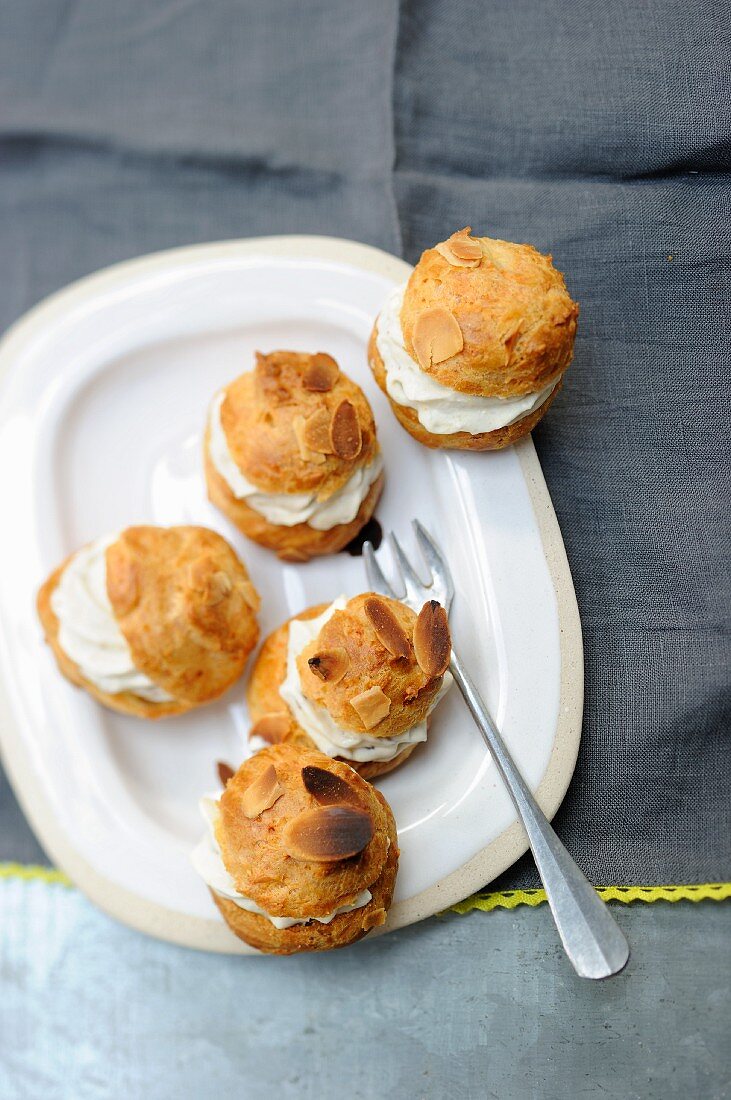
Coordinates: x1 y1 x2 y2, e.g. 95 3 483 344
293 415 326 465
329 399 362 460
301 765 357 805
282 805 374 862
254 352 290 403
412 308 464 370
241 763 283 819
302 407 335 454
435 228 482 268
307 647 349 684
240 579 261 612
435 240 479 268
449 229 482 262
362 906 387 931
501 317 522 364
413 600 451 678
187 558 233 606
364 596 411 659
207 570 233 604
249 713 290 745
303 352 340 392
217 760 235 786
350 685 391 730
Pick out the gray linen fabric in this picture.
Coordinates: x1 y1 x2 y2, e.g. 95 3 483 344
0 0 728 887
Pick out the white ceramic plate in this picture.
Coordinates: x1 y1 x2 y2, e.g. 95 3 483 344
0 236 583 953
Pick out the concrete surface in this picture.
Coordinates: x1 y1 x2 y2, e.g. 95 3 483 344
0 876 728 1099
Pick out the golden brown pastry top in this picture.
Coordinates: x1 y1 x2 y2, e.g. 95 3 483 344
217 351 379 498
399 229 579 399
106 525 260 703
296 593 450 738
217 743 393 916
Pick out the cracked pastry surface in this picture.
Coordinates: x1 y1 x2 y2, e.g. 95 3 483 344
369 228 578 450
246 593 452 780
191 743 399 954
204 350 384 561
37 525 260 718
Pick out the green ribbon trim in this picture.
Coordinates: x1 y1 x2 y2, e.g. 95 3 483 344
2 863 729 913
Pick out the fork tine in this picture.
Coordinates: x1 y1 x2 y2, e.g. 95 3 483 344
412 520 454 608
389 533 430 604
363 541 396 598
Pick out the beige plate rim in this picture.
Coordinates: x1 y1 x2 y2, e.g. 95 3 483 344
0 235 584 954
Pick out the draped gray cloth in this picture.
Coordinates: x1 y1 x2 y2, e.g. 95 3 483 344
0 0 728 888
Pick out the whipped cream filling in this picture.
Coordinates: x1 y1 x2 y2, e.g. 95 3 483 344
279 598 452 763
50 535 173 703
376 283 559 435
208 391 383 530
191 795 372 929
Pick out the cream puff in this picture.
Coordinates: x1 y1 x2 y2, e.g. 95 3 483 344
246 593 452 780
369 228 579 450
191 743 398 954
37 525 260 718
204 350 384 561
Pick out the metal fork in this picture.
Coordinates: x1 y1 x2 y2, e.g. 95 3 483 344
364 520 630 980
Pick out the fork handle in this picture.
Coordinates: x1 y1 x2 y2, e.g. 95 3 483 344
449 650 629 979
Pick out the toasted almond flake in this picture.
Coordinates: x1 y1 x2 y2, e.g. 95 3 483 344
364 596 411 659
413 600 451 678
255 352 291 403
329 399 362 460
362 906 387 931
282 805 374 862
301 765 356 805
209 570 233 603
435 240 480 268
250 713 290 745
435 228 482 268
241 763 283 819
412 308 464 370
293 415 326 464
187 558 233 606
303 353 340 392
350 685 391 729
240 579 261 612
307 647 349 684
449 229 482 262
303 407 335 454
502 318 522 363
217 760 235 786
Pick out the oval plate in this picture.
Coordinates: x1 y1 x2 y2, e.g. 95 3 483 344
0 236 583 953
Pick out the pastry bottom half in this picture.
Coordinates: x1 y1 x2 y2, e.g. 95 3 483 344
205 446 384 562
212 802 398 955
246 609 419 781
368 328 561 452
